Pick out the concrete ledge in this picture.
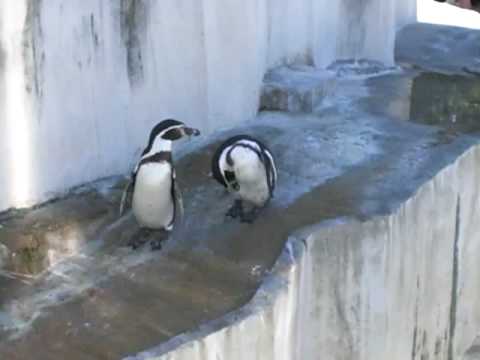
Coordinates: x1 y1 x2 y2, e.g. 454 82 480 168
128 143 480 360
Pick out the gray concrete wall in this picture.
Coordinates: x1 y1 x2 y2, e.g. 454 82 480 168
0 0 416 211
129 144 480 360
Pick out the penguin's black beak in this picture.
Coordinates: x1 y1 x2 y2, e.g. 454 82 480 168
183 127 201 137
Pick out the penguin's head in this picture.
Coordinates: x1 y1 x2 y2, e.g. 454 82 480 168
149 119 201 143
144 119 200 154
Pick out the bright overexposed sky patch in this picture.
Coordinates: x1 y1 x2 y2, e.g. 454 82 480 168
418 0 480 29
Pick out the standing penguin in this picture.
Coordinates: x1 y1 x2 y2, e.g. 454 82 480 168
211 135 277 223
120 119 200 249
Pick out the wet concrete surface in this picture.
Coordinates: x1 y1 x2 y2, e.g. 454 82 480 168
0 183 122 276
2 67 480 358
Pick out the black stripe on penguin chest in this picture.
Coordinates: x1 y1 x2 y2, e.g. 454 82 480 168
139 151 172 167
136 152 175 194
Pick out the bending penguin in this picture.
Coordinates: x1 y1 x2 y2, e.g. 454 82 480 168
211 135 277 223
120 119 200 249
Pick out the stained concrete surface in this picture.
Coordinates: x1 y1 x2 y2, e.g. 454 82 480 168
1 67 480 359
1 23 480 360
134 68 480 359
0 112 383 359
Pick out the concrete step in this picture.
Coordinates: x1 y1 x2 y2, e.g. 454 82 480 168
260 66 336 113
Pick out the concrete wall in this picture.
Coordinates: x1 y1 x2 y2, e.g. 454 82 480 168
0 0 416 211
128 137 480 360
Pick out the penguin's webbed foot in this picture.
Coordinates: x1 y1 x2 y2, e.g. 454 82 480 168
150 239 164 251
226 200 243 219
150 230 169 251
240 207 261 224
128 228 152 250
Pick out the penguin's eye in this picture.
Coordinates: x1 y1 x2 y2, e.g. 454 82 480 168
162 128 183 141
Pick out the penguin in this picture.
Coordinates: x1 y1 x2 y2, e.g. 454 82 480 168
120 119 200 249
211 135 277 223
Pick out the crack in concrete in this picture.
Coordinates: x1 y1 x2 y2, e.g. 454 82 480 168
412 281 420 360
448 195 461 360
90 13 99 48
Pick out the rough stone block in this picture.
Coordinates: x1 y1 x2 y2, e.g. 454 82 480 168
260 66 336 113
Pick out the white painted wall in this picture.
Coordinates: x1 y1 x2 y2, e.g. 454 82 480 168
0 0 417 211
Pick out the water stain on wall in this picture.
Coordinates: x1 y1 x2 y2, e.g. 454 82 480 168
0 41 6 97
90 13 100 48
339 0 368 59
0 43 5 72
120 0 147 87
23 0 44 99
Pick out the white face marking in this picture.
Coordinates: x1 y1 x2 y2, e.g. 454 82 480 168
133 139 172 175
137 126 183 166
149 136 172 154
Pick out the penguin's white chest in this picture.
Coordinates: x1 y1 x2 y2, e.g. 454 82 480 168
132 163 174 230
234 157 270 206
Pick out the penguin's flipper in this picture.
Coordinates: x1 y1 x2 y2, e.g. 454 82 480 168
261 149 277 198
172 171 184 224
119 179 134 217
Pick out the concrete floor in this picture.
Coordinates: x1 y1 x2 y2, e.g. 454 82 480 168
1 23 480 360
